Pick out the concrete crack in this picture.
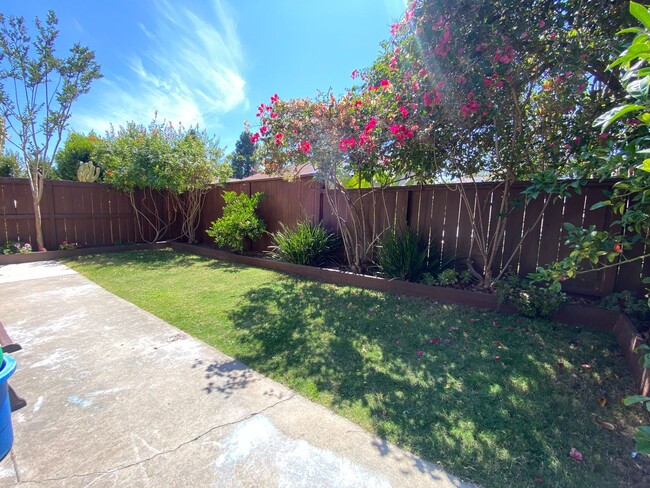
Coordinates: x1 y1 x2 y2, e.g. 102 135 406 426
18 393 296 486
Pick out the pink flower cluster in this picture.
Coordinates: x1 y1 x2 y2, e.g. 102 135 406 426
389 124 415 141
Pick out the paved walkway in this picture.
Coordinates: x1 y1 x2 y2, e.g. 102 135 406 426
0 261 474 487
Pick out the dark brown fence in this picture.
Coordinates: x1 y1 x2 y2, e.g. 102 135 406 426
2 176 648 296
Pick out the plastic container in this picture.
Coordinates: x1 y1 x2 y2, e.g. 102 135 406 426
0 355 17 460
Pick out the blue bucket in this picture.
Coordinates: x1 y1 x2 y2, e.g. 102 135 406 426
0 355 17 460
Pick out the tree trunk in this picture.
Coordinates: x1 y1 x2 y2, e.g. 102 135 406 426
29 172 45 251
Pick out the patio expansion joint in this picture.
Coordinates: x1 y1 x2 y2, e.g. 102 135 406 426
15 393 297 486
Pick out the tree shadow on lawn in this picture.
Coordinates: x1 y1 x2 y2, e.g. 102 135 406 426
70 249 245 273
227 277 650 488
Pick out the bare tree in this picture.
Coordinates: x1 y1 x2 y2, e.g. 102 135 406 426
0 10 101 249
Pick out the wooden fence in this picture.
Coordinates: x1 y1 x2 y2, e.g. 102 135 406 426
2 176 648 296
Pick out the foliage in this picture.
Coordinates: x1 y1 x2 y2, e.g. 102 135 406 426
206 191 265 253
64 249 650 488
102 120 230 243
58 240 79 250
0 10 102 249
533 1 650 290
0 152 21 177
623 343 650 454
377 227 428 282
268 220 340 267
54 132 103 181
600 291 649 324
2 240 31 254
435 268 459 286
496 276 566 318
229 130 257 179
251 1 629 283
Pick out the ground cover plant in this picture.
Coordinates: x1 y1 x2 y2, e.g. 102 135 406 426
62 249 650 487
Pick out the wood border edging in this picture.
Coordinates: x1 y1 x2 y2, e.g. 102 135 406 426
0 242 168 265
170 242 649 394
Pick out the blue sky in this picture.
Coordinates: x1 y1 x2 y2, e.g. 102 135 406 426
3 0 406 152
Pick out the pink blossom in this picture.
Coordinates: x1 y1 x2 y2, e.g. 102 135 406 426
419 68 427 77
380 79 390 88
249 132 260 144
351 69 359 79
298 140 311 153
538 20 545 29
270 112 278 119
398 106 409 117
260 126 268 136
496 81 504 88
483 77 494 88
364 117 377 132
390 23 401 36
411 80 420 91
389 57 399 70
456 75 466 84
416 349 423 357
270 93 279 104
274 132 283 145
569 448 583 462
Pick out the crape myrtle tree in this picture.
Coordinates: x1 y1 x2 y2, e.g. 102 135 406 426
102 120 231 244
253 90 412 273
359 0 630 288
252 0 629 282
0 10 101 250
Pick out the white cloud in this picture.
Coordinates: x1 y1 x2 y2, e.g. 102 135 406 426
70 0 247 134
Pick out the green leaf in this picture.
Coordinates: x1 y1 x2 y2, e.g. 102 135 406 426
624 395 650 406
635 426 650 454
618 27 645 35
593 105 646 129
590 201 611 210
628 77 650 98
631 2 650 30
642 159 650 173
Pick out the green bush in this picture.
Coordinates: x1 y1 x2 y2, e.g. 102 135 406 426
2 241 31 254
268 220 340 266
600 291 649 323
377 228 428 282
436 268 459 286
496 276 566 318
206 191 265 253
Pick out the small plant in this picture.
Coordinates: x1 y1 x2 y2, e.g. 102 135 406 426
377 227 428 282
459 270 475 285
623 344 650 455
206 191 265 253
268 220 340 266
436 268 458 286
496 275 566 318
601 291 649 323
2 241 31 254
59 240 80 250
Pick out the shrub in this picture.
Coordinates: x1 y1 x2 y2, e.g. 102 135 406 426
2 241 31 254
59 240 80 250
377 228 428 282
436 268 458 286
496 276 566 318
600 291 649 323
268 220 340 266
206 191 265 253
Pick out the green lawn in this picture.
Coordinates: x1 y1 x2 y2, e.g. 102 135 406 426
63 249 650 487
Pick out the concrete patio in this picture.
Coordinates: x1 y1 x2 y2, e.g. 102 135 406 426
0 260 474 487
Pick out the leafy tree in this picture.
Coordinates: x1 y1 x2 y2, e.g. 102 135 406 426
0 151 21 177
229 130 257 179
54 131 103 180
354 0 630 287
252 1 630 280
532 2 650 295
0 10 101 249
103 119 231 243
